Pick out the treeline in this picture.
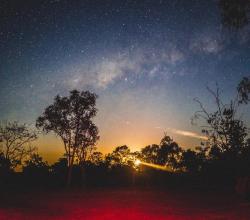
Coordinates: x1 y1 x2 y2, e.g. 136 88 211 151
0 77 250 189
1 131 250 189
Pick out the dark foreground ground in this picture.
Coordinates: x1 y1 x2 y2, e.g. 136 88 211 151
0 188 250 220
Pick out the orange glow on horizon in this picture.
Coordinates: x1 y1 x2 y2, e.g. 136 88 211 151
35 125 202 164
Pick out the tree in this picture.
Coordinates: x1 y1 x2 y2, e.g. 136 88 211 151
88 151 103 165
105 145 131 167
75 120 99 185
0 121 37 169
23 154 50 183
140 135 182 171
192 79 249 176
218 0 250 29
180 149 203 173
36 90 99 186
0 152 12 175
51 157 68 184
193 85 247 154
23 153 49 172
141 144 160 164
238 76 250 104
158 134 182 170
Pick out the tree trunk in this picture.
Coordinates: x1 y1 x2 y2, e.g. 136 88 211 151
66 150 75 187
66 163 73 187
80 162 86 187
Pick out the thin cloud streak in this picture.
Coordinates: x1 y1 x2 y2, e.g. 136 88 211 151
155 126 208 141
171 128 208 140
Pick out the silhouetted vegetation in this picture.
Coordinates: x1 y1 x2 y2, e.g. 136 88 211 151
0 78 249 198
219 0 250 29
36 90 99 186
191 84 249 177
0 121 37 169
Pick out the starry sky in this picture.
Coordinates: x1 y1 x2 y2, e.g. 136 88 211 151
1 0 250 163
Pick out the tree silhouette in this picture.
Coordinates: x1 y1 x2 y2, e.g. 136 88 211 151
36 90 99 186
140 135 182 171
238 76 250 104
51 157 68 184
158 134 182 170
105 145 131 167
23 154 49 172
141 144 160 164
219 0 250 29
193 86 247 154
180 149 203 173
0 121 37 169
88 151 104 165
0 152 12 176
23 154 50 184
192 80 250 177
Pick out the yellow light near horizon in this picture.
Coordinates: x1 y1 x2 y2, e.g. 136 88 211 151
135 159 141 166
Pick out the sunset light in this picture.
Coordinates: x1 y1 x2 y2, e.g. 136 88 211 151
134 159 141 166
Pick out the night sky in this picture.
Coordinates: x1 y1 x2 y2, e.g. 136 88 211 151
1 0 250 162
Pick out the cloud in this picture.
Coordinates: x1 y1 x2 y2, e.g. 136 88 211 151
170 128 208 140
154 126 163 130
155 126 207 140
156 127 208 140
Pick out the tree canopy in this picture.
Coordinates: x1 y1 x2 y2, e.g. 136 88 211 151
0 121 37 169
36 90 99 186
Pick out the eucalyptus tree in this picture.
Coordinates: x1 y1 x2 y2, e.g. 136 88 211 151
0 121 37 169
192 78 250 176
219 0 250 30
36 90 99 186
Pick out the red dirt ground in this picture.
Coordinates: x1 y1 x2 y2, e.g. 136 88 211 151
0 188 250 219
